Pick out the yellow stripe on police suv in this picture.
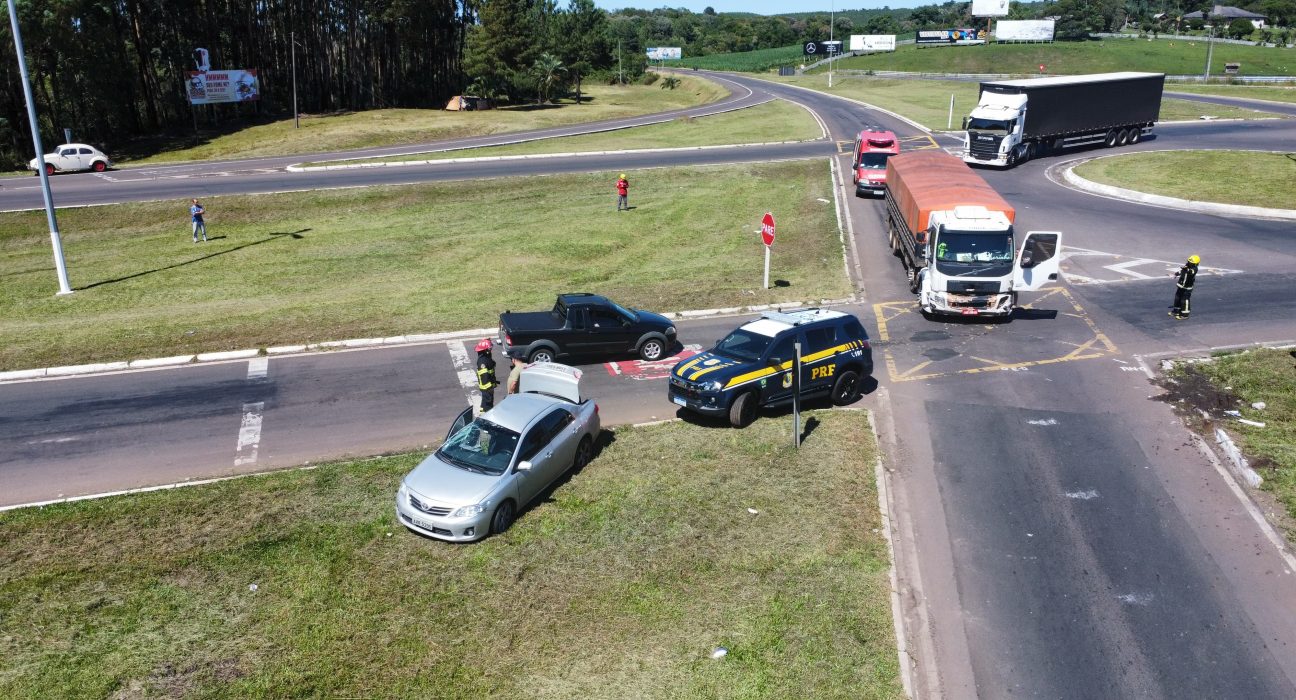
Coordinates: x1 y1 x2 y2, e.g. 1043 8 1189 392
675 355 707 376
721 342 858 389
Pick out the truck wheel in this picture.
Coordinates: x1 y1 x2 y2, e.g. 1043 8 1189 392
528 347 554 364
1104 130 1119 147
888 229 898 253
1007 149 1017 167
1026 143 1037 161
831 370 861 406
728 391 757 428
1128 129 1142 144
1116 128 1130 146
907 267 920 294
639 337 665 361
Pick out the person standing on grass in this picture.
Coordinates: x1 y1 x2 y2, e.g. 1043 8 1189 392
190 199 207 242
1169 254 1199 320
615 173 629 211
475 339 499 413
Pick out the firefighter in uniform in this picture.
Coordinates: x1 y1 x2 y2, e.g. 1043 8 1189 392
475 339 499 412
1170 254 1199 320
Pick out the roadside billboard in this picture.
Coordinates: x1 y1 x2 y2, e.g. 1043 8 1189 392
646 47 682 60
186 69 259 105
850 34 897 52
803 40 844 56
994 19 1056 41
971 0 1010 16
916 29 987 46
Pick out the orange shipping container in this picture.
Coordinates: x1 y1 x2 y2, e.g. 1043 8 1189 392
885 150 1015 234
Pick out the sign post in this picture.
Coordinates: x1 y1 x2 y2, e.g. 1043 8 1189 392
793 340 802 448
760 212 776 289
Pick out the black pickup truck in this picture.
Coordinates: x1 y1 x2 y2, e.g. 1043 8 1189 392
499 293 677 364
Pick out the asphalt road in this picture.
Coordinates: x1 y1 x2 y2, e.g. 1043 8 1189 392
5 72 1296 698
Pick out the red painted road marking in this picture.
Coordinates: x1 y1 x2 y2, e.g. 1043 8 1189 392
605 344 703 380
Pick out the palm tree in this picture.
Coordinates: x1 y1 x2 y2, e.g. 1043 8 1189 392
531 53 567 105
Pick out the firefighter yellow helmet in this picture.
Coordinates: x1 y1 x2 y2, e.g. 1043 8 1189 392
1188 254 1200 265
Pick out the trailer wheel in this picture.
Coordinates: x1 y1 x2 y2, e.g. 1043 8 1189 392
1128 128 1142 145
1116 128 1130 146
1104 129 1119 147
1026 142 1037 161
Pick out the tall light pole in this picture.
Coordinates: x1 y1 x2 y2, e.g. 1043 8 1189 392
7 0 72 295
1203 16 1216 80
828 0 835 88
291 30 299 129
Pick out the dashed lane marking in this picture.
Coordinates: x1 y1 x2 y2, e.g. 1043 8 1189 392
445 340 479 410
234 402 264 467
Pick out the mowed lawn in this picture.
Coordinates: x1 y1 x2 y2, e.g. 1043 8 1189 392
768 75 1277 131
1073 150 1296 209
0 161 849 369
304 98 822 167
0 410 903 699
121 74 729 165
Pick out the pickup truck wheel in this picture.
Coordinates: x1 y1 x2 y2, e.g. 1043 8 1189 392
728 391 757 428
528 347 554 364
639 337 666 361
831 370 861 406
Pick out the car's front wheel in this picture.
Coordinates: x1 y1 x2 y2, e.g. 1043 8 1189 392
728 391 757 428
572 436 593 471
490 500 516 535
639 337 665 361
831 370 862 406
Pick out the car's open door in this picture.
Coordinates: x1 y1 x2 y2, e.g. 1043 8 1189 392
445 406 473 442
1013 231 1063 292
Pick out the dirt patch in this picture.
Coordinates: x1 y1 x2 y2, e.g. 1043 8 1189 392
1153 362 1243 421
111 658 244 699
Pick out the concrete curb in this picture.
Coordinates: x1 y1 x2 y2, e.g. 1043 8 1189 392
0 299 856 384
286 137 824 172
1060 150 1296 221
1214 427 1264 488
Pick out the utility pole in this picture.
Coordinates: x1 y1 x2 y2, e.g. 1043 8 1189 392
292 30 299 129
618 39 623 85
7 0 72 295
1203 16 1216 80
828 0 835 88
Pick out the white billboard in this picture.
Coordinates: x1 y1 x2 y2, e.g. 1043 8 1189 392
850 35 897 52
646 47 682 60
971 0 1010 16
995 19 1056 42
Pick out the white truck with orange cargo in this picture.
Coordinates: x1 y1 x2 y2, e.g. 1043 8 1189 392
883 150 1062 317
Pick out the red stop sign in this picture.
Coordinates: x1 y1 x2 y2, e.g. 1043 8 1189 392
760 212 776 246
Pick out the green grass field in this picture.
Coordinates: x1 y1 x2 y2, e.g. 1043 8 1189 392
116 74 728 165
1073 150 1296 209
0 161 848 370
1170 84 1296 103
1167 349 1296 541
0 410 903 699
821 39 1296 76
675 45 808 72
767 75 1274 130
303 98 822 167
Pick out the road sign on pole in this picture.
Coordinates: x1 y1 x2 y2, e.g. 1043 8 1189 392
760 212 775 289
793 340 802 448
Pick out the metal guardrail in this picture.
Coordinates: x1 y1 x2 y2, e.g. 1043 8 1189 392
818 69 1296 85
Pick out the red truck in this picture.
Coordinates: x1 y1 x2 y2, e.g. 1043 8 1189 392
851 129 900 197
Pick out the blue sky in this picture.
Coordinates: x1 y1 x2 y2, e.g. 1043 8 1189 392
593 1 923 13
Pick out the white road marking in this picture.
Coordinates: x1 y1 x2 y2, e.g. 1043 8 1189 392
1060 245 1243 285
234 402 264 467
1027 418 1058 426
1065 489 1100 500
1117 592 1155 606
445 340 479 410
247 356 268 380
27 436 79 445
1104 259 1157 280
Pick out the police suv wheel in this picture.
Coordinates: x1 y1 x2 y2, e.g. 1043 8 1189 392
728 392 757 428
639 338 665 361
831 370 861 406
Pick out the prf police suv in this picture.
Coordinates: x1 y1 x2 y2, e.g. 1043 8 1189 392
668 309 873 428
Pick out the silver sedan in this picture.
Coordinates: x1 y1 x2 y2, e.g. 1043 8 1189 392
396 363 600 542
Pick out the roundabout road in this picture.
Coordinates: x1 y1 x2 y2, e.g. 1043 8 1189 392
3 71 1296 698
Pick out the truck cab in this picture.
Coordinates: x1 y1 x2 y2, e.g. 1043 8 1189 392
852 129 900 196
919 208 1061 316
963 93 1027 167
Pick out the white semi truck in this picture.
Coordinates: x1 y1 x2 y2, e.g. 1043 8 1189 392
963 72 1164 168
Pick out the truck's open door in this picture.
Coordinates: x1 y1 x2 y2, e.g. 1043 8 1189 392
1014 231 1062 292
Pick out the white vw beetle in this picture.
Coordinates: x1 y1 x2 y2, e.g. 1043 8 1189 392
29 143 113 176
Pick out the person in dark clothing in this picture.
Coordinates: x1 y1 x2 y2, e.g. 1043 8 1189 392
1170 254 1199 319
475 339 498 412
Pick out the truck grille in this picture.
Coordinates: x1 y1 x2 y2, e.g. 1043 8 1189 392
968 134 1002 158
